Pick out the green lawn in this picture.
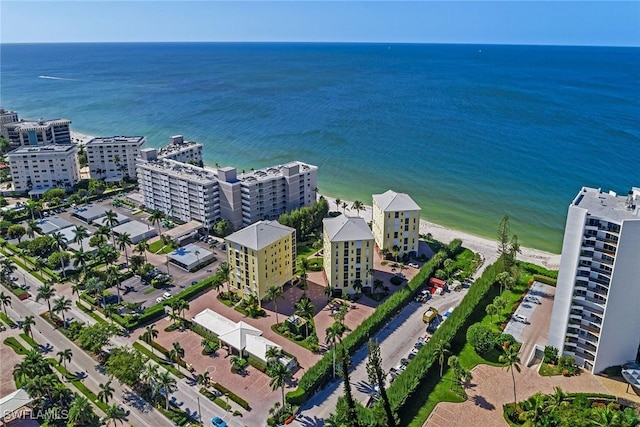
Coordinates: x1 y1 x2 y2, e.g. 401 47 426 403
148 240 164 253
538 363 563 376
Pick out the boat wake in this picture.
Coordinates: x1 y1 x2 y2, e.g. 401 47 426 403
38 75 79 81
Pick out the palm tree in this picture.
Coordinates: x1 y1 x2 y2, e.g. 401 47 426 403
68 396 95 425
497 271 514 294
106 265 121 303
25 199 39 221
499 345 522 405
116 232 132 266
352 278 363 296
102 210 120 246
156 371 177 410
265 346 284 368
95 225 112 248
373 278 385 295
169 342 185 370
324 284 334 302
36 283 56 316
0 258 16 283
57 348 72 373
265 285 284 326
85 277 106 308
134 239 149 263
72 248 90 277
26 219 42 239
194 249 201 268
392 245 401 262
433 341 451 377
197 371 211 387
53 296 72 326
493 296 507 315
72 225 90 248
103 403 127 426
351 200 364 217
141 324 159 353
325 322 344 378
51 231 68 278
21 315 35 338
0 291 11 314
148 209 165 238
98 380 115 404
299 258 310 290
485 303 498 323
175 299 189 319
217 262 231 296
334 198 341 212
294 297 315 337
268 362 292 410
341 201 348 213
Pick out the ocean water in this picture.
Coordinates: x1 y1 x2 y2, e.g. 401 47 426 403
1 43 639 253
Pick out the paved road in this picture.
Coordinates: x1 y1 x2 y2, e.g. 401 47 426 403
5 263 245 427
291 253 496 427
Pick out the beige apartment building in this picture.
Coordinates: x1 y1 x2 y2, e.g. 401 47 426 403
323 215 374 296
372 190 421 257
225 220 296 300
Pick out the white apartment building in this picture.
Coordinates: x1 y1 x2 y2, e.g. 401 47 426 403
548 186 640 373
6 145 80 194
86 136 146 181
0 107 19 131
137 148 318 231
158 135 203 165
2 118 72 147
137 149 220 228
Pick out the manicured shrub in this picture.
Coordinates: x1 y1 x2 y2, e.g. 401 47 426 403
543 345 559 364
467 323 498 355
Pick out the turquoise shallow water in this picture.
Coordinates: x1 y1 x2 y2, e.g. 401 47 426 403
1 43 639 253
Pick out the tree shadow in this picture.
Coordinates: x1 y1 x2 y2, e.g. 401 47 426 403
355 380 376 395
295 414 324 427
471 395 496 410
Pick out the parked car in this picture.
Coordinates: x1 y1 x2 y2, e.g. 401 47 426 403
211 416 227 427
408 262 419 268
163 292 172 299
400 358 409 366
156 296 165 303
524 296 541 304
513 314 528 323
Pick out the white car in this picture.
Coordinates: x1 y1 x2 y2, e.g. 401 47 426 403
156 296 165 303
163 292 172 299
513 314 528 323
408 263 419 268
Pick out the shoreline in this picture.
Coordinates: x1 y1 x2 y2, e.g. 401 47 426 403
320 194 561 270
72 130 561 269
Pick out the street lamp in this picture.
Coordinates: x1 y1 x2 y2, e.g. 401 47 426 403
197 395 202 423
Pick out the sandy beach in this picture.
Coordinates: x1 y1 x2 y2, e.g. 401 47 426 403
321 194 561 270
70 129 560 269
71 130 94 145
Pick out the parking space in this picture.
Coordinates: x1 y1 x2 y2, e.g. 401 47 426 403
503 281 549 343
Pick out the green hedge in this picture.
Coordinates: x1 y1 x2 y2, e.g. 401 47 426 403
20 333 38 349
132 342 185 379
3 336 28 354
210 382 250 410
76 301 108 324
286 240 462 406
520 262 558 279
0 312 17 328
533 274 557 286
199 387 231 411
381 261 501 421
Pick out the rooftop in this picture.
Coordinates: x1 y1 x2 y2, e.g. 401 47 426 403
112 220 157 240
226 220 295 250
323 215 374 242
167 243 213 267
238 161 317 184
6 144 76 156
373 189 421 212
138 158 218 185
9 118 71 130
572 186 640 222
85 136 146 146
158 140 202 156
36 216 74 235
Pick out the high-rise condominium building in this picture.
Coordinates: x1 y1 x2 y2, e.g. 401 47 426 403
157 135 203 165
372 190 421 257
86 136 146 182
0 107 19 131
7 145 80 193
137 147 317 230
323 215 374 296
2 118 72 146
225 220 296 300
548 186 640 373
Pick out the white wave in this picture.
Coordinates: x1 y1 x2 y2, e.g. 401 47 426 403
38 75 78 81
